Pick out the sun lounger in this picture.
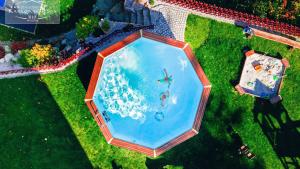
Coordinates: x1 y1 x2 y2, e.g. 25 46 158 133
246 152 256 159
238 145 249 155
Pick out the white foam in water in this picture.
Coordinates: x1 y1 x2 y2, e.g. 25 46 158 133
118 48 139 71
171 95 177 105
97 51 147 122
178 57 188 71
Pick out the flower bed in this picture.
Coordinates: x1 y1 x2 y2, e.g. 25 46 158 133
161 0 300 37
0 47 90 77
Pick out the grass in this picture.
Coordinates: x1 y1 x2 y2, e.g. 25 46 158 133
0 75 93 169
0 14 300 169
182 14 300 169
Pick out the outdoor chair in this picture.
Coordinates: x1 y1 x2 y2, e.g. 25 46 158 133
246 152 256 159
238 145 249 155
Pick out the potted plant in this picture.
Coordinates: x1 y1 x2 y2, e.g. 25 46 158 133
100 18 111 33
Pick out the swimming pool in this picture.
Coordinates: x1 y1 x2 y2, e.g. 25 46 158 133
85 31 211 156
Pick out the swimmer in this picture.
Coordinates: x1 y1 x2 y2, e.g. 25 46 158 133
160 91 170 107
157 68 173 88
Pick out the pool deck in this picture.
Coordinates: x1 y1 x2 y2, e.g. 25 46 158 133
85 30 211 157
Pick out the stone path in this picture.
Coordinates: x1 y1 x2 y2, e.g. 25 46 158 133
156 0 235 24
150 3 189 41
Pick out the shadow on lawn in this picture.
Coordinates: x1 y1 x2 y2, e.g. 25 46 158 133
146 95 265 169
253 98 300 169
229 46 250 86
0 76 93 169
77 51 98 91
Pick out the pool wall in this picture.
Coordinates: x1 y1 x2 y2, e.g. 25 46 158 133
85 30 211 157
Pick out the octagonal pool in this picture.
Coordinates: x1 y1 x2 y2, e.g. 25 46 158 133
85 31 211 156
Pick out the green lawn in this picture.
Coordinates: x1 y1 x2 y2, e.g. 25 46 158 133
0 14 299 169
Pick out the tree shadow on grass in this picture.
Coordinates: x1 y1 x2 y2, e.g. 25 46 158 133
229 46 248 86
146 127 264 169
76 51 98 91
0 76 93 169
253 98 300 169
146 95 265 169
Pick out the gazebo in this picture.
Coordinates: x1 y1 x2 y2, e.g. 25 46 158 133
85 30 211 157
235 50 290 104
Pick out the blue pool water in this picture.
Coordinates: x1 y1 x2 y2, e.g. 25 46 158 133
0 0 5 7
93 37 203 149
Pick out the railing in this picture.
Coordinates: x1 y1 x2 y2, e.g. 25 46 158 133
161 0 300 37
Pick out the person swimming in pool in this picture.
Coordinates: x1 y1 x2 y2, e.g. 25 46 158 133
157 68 173 88
160 91 170 107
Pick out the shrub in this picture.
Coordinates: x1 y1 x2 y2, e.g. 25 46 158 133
76 15 99 39
149 0 155 6
253 0 269 18
101 19 110 32
18 44 54 67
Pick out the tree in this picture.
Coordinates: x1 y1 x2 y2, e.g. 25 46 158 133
253 0 270 18
76 15 99 39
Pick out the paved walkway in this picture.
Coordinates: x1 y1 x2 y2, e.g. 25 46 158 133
156 0 234 24
150 4 189 41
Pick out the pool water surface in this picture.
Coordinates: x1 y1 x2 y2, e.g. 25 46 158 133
93 37 203 149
